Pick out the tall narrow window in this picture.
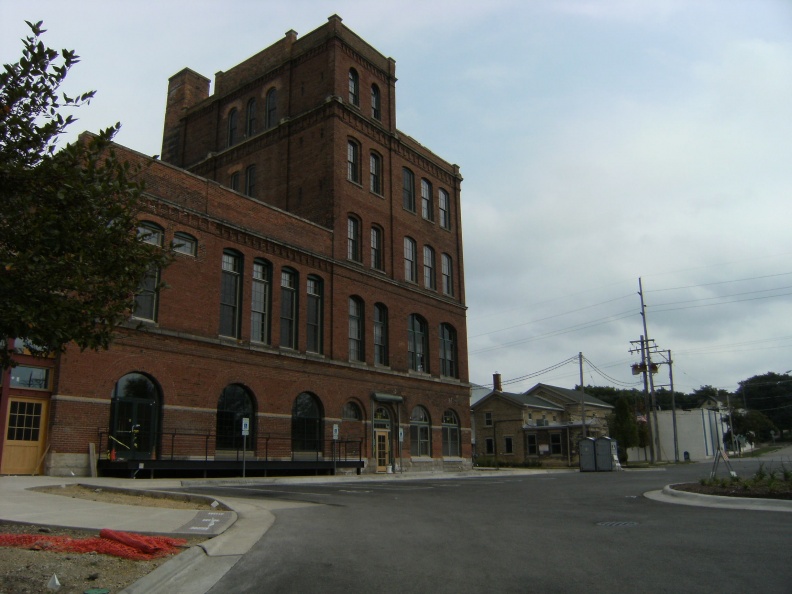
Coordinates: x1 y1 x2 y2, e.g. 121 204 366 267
134 222 162 321
348 296 364 362
439 188 451 229
402 168 415 212
404 237 417 282
374 303 388 365
251 259 271 344
370 226 383 271
246 98 256 137
265 88 277 129
370 152 382 195
347 140 360 184
227 108 238 147
439 323 458 378
348 68 360 106
408 314 428 372
442 410 460 457
410 406 431 457
220 250 242 338
245 165 256 197
230 172 240 192
423 245 435 290
421 178 434 221
306 276 323 354
347 216 361 262
441 253 454 296
371 84 381 120
280 268 297 349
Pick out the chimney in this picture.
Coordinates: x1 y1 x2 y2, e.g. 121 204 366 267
493 373 502 392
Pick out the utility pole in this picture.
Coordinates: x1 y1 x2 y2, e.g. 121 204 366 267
638 278 661 462
579 352 587 438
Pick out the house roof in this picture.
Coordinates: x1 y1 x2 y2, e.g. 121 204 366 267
525 383 613 409
470 390 564 412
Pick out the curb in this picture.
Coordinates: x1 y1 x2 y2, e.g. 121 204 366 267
644 484 792 512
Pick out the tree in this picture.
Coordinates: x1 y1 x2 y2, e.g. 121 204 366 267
737 372 792 432
0 21 169 369
607 397 639 463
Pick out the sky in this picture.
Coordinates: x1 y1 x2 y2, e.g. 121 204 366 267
3 0 791 396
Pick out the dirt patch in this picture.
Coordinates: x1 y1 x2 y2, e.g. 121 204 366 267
33 483 226 510
673 482 792 500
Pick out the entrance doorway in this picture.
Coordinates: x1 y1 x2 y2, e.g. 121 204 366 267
373 406 392 472
1 397 49 475
109 373 160 460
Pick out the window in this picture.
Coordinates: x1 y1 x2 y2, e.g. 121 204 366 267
408 314 428 372
371 84 381 120
439 188 451 229
292 392 323 452
484 412 493 427
280 268 298 349
348 296 364 362
245 165 256 197
347 216 361 262
138 222 163 246
439 323 457 378
551 433 562 455
423 245 435 290
421 179 434 221
441 254 453 296
227 108 238 146
216 384 254 450
402 167 415 212
6 400 43 441
348 68 360 106
246 98 256 137
265 88 277 129
404 237 417 282
504 436 514 454
251 259 271 344
347 140 361 184
442 410 460 457
484 437 494 455
230 172 240 192
9 366 50 390
173 232 197 256
134 265 159 321
220 250 242 337
343 401 362 420
370 152 382 194
410 406 431 457
370 226 383 271
374 303 388 365
527 434 538 455
306 276 323 354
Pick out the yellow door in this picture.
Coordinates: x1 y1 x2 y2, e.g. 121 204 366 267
375 430 390 472
1 398 49 475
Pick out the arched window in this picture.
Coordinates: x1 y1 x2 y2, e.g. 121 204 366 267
227 108 238 146
137 221 163 246
306 275 323 354
371 84 381 120
252 259 272 344
172 232 197 256
265 88 277 129
246 98 256 137
404 237 417 282
439 188 451 229
349 296 364 362
109 373 160 460
280 268 298 349
348 216 361 261
292 392 323 452
245 165 256 197
439 323 458 378
370 151 382 195
347 140 361 183
423 245 436 290
216 384 255 451
343 401 362 420
220 250 242 338
410 405 431 457
441 253 454 296
348 68 360 106
421 178 434 221
374 303 388 365
442 409 460 457
408 314 428 372
370 225 383 271
402 167 415 212
230 171 240 192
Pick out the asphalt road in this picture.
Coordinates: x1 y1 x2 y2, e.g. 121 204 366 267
185 458 792 594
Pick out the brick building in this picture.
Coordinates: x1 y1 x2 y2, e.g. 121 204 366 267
0 15 470 477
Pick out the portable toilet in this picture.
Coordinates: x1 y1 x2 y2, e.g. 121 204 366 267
579 437 597 472
595 436 618 471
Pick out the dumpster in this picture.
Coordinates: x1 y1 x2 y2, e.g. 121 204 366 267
579 437 596 472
